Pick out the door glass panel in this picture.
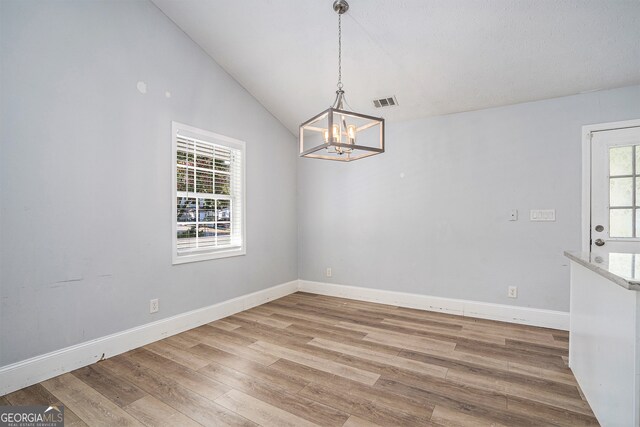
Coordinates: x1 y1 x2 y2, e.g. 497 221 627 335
610 209 633 237
607 145 640 238
610 178 633 206
610 146 633 176
609 253 633 277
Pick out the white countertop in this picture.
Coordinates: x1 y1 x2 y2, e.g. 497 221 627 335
564 251 640 291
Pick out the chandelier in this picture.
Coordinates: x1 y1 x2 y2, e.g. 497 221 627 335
299 0 385 162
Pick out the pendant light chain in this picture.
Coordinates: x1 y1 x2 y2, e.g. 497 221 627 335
337 13 343 90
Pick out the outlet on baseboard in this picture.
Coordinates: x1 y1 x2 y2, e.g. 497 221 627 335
150 298 159 313
508 286 518 298
326 267 332 278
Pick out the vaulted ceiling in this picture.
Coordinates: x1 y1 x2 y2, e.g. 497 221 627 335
152 0 640 134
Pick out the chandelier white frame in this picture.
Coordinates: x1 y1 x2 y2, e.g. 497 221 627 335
299 0 385 162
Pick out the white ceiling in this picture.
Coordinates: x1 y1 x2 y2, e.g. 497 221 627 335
152 0 640 134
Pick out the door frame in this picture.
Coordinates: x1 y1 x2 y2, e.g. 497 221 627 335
582 119 640 253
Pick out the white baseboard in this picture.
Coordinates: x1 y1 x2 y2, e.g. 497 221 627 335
0 280 298 396
298 280 569 331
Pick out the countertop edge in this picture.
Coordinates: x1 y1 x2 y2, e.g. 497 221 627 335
564 251 640 291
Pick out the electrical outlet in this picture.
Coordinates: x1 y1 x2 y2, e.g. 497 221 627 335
326 267 332 277
150 298 159 313
508 286 518 298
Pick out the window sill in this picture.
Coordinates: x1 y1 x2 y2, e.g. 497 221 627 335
172 247 246 265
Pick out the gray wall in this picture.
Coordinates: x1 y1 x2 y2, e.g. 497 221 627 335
298 85 640 312
2 0 639 369
0 0 297 366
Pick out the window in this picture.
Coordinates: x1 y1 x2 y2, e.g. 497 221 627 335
172 122 245 264
609 145 640 237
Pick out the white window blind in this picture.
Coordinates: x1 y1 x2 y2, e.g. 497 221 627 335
172 122 245 264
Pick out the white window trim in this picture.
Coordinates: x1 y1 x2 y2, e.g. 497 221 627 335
171 121 246 264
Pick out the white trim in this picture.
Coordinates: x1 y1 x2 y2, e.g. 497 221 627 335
0 280 298 396
581 119 640 253
172 245 246 264
299 280 569 330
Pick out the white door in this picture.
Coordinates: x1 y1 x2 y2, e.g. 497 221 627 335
591 126 640 256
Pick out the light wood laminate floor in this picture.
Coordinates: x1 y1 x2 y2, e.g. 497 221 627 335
1 292 599 426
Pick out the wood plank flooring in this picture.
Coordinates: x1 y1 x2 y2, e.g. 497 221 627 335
2 292 599 426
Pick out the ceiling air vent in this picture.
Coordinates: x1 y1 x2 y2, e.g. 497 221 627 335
373 96 398 108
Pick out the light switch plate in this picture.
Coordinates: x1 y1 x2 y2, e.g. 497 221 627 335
509 209 518 221
530 209 556 221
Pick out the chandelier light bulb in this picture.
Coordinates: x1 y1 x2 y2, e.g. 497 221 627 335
332 124 341 143
347 124 356 144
